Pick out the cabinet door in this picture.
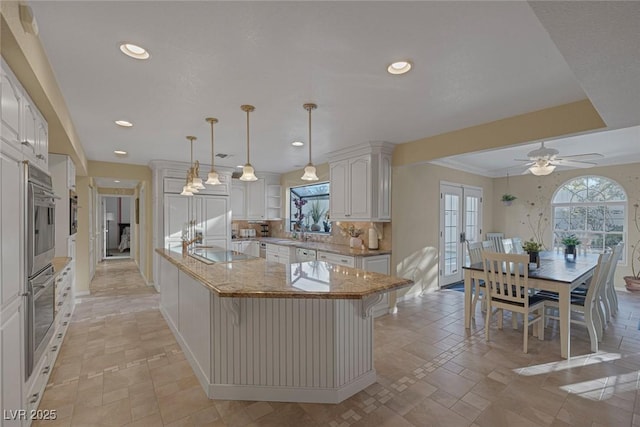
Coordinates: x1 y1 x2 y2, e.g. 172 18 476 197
230 182 246 220
197 196 229 242
67 155 76 190
348 156 371 219
36 114 48 169
378 153 392 220
22 102 38 160
246 178 266 220
329 160 348 219
164 194 190 247
1 148 23 308
1 303 23 426
360 255 390 274
1 63 22 150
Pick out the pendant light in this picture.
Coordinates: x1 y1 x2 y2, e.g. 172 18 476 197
301 103 319 181
239 104 258 181
181 136 200 195
205 117 221 185
189 135 205 190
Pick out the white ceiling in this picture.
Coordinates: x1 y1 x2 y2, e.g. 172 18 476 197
94 178 139 189
431 125 640 178
28 1 595 174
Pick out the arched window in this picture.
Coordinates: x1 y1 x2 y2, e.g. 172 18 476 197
552 176 626 253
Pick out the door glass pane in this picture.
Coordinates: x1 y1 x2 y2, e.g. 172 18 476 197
465 196 479 243
444 194 459 275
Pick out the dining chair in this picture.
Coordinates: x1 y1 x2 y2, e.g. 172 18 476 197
482 252 545 353
602 242 624 322
502 238 514 254
467 241 486 319
511 237 525 254
539 251 611 353
482 240 496 251
487 234 504 253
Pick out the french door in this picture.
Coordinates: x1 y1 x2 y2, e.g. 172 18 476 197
439 183 483 287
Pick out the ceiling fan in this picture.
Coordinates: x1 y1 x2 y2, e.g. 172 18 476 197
515 142 604 176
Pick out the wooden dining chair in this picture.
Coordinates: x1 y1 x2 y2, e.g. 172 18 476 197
482 240 496 251
501 238 514 254
602 242 623 322
466 241 486 319
539 251 611 353
511 237 525 254
487 234 504 253
482 252 545 353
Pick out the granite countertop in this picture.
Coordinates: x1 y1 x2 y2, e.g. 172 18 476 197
52 257 72 276
156 248 411 300
232 237 391 257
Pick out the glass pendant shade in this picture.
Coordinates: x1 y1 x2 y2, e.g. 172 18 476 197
181 185 193 196
240 105 257 181
301 163 319 181
301 103 319 181
191 176 205 189
206 171 221 185
529 164 556 176
240 163 258 181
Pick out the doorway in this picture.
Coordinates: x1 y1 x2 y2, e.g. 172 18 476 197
439 182 483 287
101 195 134 260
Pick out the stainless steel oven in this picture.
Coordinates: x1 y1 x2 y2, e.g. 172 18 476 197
25 265 56 379
27 165 56 277
69 190 78 235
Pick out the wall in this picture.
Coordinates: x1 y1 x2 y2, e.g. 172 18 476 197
391 163 495 297
492 162 640 288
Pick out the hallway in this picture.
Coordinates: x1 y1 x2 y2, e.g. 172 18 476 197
33 258 640 426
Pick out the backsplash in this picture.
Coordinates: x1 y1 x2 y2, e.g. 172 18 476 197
260 220 392 251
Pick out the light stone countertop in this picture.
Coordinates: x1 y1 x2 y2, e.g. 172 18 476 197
156 248 411 299
232 237 391 257
52 257 72 276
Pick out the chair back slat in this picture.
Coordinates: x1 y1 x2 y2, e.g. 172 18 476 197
502 238 514 254
585 252 611 304
482 240 496 251
511 237 525 254
483 252 529 306
487 234 505 253
466 241 484 265
605 242 624 287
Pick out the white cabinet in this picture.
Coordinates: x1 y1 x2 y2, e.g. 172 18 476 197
1 59 49 172
328 142 393 222
50 154 77 259
163 194 230 250
1 303 24 427
317 251 356 268
266 243 295 264
1 145 24 308
1 59 23 152
232 240 259 257
246 178 266 220
230 181 246 220
230 173 281 221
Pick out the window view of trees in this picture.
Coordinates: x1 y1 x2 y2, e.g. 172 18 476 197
552 176 626 253
289 182 331 234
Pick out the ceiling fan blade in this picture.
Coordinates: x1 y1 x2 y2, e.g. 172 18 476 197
513 159 535 165
551 159 598 168
521 167 532 175
558 153 604 161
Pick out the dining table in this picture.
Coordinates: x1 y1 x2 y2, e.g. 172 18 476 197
463 251 600 359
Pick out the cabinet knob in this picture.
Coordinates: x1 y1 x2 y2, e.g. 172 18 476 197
21 141 35 152
36 154 45 160
51 345 58 352
42 366 50 375
57 302 63 306
29 393 39 404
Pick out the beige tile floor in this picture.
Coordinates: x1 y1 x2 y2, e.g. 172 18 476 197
34 259 640 426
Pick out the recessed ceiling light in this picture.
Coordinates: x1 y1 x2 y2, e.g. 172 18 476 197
387 60 412 75
115 120 133 127
114 150 128 156
114 180 121 183
119 43 150 60
236 165 244 168
292 141 304 147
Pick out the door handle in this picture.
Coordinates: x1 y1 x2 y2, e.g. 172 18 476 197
460 232 466 243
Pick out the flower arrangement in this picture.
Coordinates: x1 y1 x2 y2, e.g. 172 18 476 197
522 239 543 253
339 223 363 238
293 198 307 231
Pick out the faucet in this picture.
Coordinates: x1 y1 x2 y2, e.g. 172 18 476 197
182 220 203 256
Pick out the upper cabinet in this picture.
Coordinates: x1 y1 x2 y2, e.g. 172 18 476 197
328 142 393 222
231 173 281 221
1 59 48 172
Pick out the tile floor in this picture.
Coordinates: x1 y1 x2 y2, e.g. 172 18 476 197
34 259 640 426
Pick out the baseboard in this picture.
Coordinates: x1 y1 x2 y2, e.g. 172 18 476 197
207 370 377 404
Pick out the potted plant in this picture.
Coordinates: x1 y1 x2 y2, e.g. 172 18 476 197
308 201 325 232
501 193 517 206
561 234 581 261
624 202 640 291
522 239 543 267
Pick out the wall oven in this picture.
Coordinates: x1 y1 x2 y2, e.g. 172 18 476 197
25 265 56 379
27 165 56 277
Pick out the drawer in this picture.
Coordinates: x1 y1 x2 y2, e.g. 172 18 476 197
317 251 355 267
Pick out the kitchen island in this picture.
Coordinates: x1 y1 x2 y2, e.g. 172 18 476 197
155 247 413 404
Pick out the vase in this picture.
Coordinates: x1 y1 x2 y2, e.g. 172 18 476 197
502 200 513 206
528 251 540 268
564 245 576 261
349 237 362 248
311 223 321 232
624 276 640 292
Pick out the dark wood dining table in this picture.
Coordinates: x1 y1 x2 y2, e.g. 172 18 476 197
462 251 600 359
